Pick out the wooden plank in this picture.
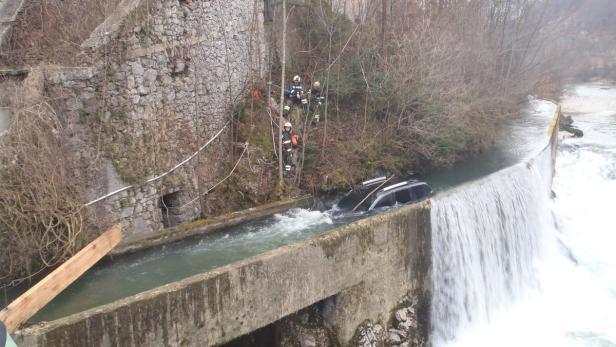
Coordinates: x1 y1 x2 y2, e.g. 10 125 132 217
0 224 123 332
0 67 29 77
547 104 561 137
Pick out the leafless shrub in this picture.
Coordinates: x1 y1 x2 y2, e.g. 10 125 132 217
0 0 120 66
294 0 571 167
0 102 86 287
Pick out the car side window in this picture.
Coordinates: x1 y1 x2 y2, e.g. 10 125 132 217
373 194 395 209
395 188 413 204
413 184 431 200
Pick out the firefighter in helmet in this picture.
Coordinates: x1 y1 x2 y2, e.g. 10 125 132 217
283 75 306 118
281 122 300 175
308 81 325 124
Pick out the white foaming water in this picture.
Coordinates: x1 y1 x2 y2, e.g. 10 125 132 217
431 85 616 347
431 149 554 345
561 85 616 117
269 208 334 233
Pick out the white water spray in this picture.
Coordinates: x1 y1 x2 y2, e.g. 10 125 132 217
430 85 616 347
430 147 554 345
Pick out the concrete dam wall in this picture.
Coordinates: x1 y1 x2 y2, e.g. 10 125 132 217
14 205 433 346
13 106 560 346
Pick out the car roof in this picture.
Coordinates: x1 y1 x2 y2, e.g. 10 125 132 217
375 180 429 197
359 176 388 189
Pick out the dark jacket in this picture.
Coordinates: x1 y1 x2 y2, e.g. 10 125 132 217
310 88 324 104
282 130 292 150
282 130 300 149
288 82 304 100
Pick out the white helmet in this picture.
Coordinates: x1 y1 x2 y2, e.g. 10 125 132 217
284 122 292 128
293 75 301 83
313 81 321 90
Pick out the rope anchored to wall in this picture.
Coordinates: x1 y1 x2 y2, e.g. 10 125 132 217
84 122 230 207
179 142 250 210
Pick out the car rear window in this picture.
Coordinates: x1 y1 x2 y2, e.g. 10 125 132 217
413 184 432 200
337 191 363 210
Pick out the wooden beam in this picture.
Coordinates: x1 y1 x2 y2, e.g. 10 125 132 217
0 224 123 332
547 104 561 137
0 67 28 77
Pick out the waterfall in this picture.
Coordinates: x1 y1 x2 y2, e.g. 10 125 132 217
430 145 555 345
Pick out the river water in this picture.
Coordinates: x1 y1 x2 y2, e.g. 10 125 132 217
432 84 616 347
25 209 351 322
6 98 556 324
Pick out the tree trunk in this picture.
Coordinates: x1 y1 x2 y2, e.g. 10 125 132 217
381 0 387 57
321 31 332 161
278 0 287 187
268 9 277 158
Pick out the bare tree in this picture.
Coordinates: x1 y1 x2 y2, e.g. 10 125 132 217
278 0 287 188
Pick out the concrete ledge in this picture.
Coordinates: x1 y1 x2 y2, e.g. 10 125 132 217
14 201 431 347
0 0 25 47
81 0 142 49
0 0 25 23
0 67 28 77
126 35 208 59
44 66 96 84
110 196 313 256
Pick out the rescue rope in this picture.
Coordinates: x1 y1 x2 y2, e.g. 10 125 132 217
352 176 395 212
84 122 229 207
178 142 249 210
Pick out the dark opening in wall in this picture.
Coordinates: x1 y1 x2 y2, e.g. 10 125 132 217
220 296 337 347
160 191 185 228
221 324 276 347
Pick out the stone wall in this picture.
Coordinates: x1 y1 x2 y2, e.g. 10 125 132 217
13 202 432 347
40 0 266 240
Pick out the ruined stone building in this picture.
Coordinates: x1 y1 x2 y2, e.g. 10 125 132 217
0 0 267 241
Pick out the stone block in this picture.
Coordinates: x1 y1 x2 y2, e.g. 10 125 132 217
137 85 149 96
129 62 144 76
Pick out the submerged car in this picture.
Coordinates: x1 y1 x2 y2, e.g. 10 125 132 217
337 176 432 212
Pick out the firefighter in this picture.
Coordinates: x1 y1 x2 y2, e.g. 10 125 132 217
308 81 325 124
281 122 300 175
283 75 305 118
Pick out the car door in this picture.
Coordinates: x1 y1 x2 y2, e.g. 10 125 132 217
370 193 395 210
